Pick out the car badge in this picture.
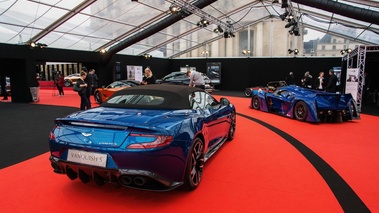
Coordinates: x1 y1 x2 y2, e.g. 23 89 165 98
82 133 92 137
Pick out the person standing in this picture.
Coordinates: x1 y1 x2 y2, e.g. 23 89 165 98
0 75 8 100
285 72 295 85
363 72 371 105
301 71 313 89
89 69 98 94
55 71 65 96
314 71 325 91
186 70 205 89
326 69 338 93
141 67 156 85
83 67 92 109
76 71 88 110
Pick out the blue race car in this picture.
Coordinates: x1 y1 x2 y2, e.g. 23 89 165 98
250 85 360 122
49 84 236 191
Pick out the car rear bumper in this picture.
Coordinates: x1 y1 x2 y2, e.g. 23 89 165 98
49 155 183 191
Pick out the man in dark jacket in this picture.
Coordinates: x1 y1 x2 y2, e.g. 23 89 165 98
326 69 338 93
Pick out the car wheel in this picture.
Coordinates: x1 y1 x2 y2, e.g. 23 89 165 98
227 111 236 141
244 89 252 97
294 101 308 121
64 80 71 87
183 137 204 191
252 95 260 110
94 91 102 104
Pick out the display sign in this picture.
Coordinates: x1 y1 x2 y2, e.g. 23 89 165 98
126 65 143 82
206 62 221 85
345 68 359 100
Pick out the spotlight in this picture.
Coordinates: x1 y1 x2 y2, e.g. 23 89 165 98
288 49 299 55
201 50 209 56
290 26 300 36
285 20 297 28
99 48 107 54
30 42 47 48
223 31 235 38
340 48 352 55
213 25 224 33
197 18 209 28
281 0 288 8
279 11 289 21
143 54 151 59
169 4 181 14
242 50 251 55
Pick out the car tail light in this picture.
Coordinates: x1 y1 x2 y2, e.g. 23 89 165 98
126 133 173 149
49 132 56 140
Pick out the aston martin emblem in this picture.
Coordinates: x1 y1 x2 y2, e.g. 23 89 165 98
82 133 92 137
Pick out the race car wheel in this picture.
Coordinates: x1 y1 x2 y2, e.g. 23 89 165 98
294 101 308 121
227 111 236 141
94 91 102 104
244 89 252 97
183 137 204 191
252 95 260 110
64 80 71 87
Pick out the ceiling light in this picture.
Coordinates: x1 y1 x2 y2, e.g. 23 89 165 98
169 4 181 14
213 25 224 33
223 30 235 38
100 48 107 54
30 42 37 48
197 18 209 28
143 53 151 59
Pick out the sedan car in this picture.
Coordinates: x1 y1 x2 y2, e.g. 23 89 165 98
64 73 81 87
156 71 213 93
49 84 236 191
245 80 287 97
94 80 137 104
250 85 359 122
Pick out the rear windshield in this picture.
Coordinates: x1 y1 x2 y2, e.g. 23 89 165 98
106 94 164 106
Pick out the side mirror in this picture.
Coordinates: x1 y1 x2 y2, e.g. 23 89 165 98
220 98 230 106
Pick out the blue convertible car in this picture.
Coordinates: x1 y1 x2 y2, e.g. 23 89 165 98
250 85 359 122
49 84 236 191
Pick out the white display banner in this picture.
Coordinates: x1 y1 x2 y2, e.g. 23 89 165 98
345 68 359 100
126 65 143 81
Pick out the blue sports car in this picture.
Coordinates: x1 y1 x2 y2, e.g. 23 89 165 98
49 84 236 191
250 85 360 122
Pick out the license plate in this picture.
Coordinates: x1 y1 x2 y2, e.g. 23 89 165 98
67 149 107 168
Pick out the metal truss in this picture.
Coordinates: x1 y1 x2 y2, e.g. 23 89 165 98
344 45 379 112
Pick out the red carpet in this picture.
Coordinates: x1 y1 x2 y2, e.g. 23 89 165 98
0 89 378 212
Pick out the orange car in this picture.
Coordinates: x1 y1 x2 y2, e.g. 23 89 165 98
94 80 138 103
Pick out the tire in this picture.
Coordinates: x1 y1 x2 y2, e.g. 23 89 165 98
252 95 260 110
294 101 308 121
227 111 236 141
94 91 102 104
183 137 204 191
244 89 252 97
64 80 71 87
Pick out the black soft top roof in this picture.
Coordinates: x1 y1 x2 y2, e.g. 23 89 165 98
101 84 203 110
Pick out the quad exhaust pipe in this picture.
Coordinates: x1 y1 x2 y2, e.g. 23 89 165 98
119 175 147 187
